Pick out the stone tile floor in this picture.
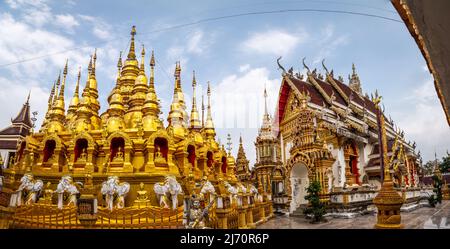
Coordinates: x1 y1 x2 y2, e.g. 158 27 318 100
258 200 450 229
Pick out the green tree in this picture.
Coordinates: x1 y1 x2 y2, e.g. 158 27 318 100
421 160 437 175
303 180 326 223
439 153 450 173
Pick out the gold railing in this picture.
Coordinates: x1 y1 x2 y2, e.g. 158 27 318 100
11 204 81 229
227 209 239 229
96 206 183 229
9 204 184 229
253 206 262 223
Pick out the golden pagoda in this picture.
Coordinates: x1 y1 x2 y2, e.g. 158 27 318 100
0 26 271 229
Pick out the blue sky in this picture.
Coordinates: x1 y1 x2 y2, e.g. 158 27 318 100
0 0 449 166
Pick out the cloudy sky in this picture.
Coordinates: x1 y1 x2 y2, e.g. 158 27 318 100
0 0 448 166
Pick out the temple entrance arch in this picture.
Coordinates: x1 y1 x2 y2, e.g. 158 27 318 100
289 163 309 213
285 151 314 213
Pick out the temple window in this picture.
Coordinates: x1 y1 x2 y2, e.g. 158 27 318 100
110 137 125 162
154 138 168 161
43 140 56 162
346 142 360 185
7 152 15 168
221 156 227 174
187 145 196 168
207 151 214 168
74 139 88 162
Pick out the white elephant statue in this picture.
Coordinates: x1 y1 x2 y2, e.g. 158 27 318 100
154 182 170 209
249 184 258 195
200 180 216 202
224 181 238 204
55 175 80 209
101 176 130 211
12 173 43 207
153 175 183 210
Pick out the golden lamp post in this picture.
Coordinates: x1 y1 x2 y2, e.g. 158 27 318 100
372 90 404 229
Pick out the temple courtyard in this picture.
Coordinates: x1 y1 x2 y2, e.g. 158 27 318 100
258 201 450 229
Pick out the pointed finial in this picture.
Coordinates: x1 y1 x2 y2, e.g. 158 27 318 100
352 63 356 75
26 91 31 104
264 85 269 116
75 67 81 96
140 45 145 71
117 51 123 69
239 134 243 144
63 59 68 76
150 50 155 67
127 25 137 60
88 56 93 76
192 70 196 88
201 94 205 127
91 49 97 76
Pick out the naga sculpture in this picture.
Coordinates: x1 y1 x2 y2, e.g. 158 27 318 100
101 176 130 211
12 173 43 206
153 175 183 210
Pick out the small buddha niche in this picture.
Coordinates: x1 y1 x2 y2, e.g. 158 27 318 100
74 139 88 162
43 140 56 163
346 142 360 185
187 145 196 169
110 137 125 162
136 182 149 202
221 156 227 174
207 151 214 168
154 138 168 164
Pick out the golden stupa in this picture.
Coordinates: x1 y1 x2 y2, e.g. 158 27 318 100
0 26 273 229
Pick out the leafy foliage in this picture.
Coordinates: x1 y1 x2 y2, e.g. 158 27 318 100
431 174 443 205
303 180 326 223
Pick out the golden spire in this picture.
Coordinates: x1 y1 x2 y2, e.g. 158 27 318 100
190 71 201 129
52 72 61 107
58 59 68 101
140 45 145 72
73 60 94 132
142 49 161 132
41 79 56 130
116 51 122 85
204 81 215 137
127 25 137 60
46 62 67 132
67 67 81 123
87 50 101 129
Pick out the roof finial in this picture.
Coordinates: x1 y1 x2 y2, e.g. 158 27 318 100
91 49 97 76
264 85 269 117
201 94 205 127
149 50 155 88
140 45 146 71
59 60 68 99
75 67 81 95
26 91 31 104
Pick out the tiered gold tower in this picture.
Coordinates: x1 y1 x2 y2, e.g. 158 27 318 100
0 26 271 229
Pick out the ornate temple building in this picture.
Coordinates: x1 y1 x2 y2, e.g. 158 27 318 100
0 26 272 229
0 95 33 171
254 58 423 215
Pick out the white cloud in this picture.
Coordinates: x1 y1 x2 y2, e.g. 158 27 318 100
0 13 92 77
55 14 79 30
312 24 349 64
242 29 306 55
78 15 112 40
211 67 280 166
394 79 450 162
239 64 250 73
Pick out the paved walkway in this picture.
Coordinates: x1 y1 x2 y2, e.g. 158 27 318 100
258 201 450 229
